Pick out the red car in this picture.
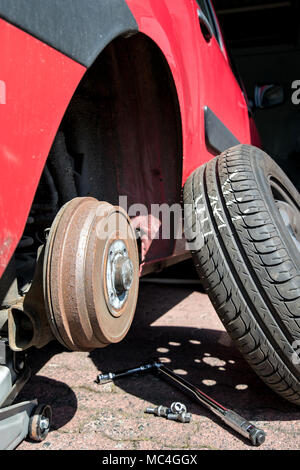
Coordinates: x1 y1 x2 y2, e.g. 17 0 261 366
0 0 299 447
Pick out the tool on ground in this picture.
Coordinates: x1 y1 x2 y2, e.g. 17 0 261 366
96 359 266 446
145 402 192 423
170 402 187 414
145 404 170 417
96 362 155 384
166 410 192 423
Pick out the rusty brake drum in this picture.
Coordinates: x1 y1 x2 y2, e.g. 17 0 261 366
43 197 139 351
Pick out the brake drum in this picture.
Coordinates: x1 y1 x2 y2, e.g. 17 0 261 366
43 197 139 351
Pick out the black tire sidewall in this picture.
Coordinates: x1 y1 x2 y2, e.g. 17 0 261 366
250 147 300 269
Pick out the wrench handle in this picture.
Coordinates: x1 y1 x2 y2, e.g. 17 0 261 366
221 410 266 446
156 364 266 446
96 362 156 384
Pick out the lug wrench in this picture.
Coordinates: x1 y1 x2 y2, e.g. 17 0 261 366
96 360 266 446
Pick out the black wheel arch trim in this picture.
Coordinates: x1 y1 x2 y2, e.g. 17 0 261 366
0 0 138 67
204 106 240 155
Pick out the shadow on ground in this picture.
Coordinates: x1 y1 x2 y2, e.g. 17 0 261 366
16 374 78 433
89 284 300 422
16 276 300 442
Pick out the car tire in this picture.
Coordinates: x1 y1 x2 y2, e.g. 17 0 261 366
184 144 300 405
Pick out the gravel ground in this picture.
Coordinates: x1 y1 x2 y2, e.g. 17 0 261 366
16 263 300 450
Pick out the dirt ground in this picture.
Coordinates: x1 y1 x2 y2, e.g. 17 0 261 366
16 261 300 451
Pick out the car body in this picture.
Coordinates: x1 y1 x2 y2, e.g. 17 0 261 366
0 0 251 281
3 1 300 450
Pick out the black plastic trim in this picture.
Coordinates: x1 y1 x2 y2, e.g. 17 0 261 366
204 106 240 155
0 0 138 67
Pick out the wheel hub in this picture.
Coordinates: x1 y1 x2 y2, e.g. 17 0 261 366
106 240 134 311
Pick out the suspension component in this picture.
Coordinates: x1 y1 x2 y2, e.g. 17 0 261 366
8 245 54 352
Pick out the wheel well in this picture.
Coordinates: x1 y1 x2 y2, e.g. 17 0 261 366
14 33 183 294
57 32 183 207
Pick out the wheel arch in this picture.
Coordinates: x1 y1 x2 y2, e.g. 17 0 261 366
0 0 139 67
43 31 184 262
0 4 184 280
7 30 184 294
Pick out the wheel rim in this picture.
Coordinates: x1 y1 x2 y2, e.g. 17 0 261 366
270 178 300 253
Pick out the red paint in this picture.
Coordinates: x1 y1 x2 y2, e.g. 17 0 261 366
0 1 252 279
0 20 86 276
125 0 251 184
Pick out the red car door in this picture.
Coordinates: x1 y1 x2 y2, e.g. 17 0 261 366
192 0 250 165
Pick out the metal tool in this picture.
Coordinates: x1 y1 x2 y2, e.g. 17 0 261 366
170 402 187 414
145 405 170 417
96 359 266 446
145 403 192 423
167 411 192 423
96 362 155 384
